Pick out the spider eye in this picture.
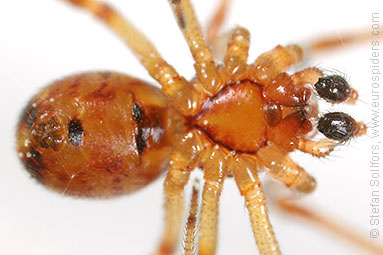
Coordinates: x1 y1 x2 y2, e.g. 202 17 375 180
317 112 358 141
314 75 351 103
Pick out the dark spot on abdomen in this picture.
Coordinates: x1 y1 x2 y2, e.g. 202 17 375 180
24 146 44 180
136 131 147 154
32 116 63 151
19 100 38 129
132 103 147 154
133 103 144 122
68 119 84 146
113 177 121 183
101 71 112 79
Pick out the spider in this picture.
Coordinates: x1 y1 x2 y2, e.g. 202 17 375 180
3 0 380 255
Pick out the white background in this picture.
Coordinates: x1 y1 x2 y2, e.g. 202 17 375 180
0 0 382 254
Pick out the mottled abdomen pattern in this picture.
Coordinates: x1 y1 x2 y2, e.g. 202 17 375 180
16 72 185 197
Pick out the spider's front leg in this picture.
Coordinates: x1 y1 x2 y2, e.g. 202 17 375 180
168 0 224 95
157 130 207 255
223 26 250 81
250 44 303 84
63 0 204 117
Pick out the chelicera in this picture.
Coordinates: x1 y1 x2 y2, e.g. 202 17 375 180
15 0 368 254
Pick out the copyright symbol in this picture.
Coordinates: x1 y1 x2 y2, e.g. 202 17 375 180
370 229 379 238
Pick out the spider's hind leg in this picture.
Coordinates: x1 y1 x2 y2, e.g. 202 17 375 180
198 148 228 255
232 154 281 255
182 179 201 255
157 130 208 255
276 198 383 254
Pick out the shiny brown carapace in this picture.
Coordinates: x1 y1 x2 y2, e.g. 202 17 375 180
16 0 372 254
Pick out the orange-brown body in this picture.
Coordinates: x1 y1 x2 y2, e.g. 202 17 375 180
16 72 185 197
16 68 317 198
14 0 371 254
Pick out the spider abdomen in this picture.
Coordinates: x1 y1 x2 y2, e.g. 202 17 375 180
16 72 185 197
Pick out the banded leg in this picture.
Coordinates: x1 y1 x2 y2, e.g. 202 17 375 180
199 149 228 255
223 26 250 80
157 130 206 255
183 179 200 255
233 155 281 255
63 0 202 115
257 145 317 193
168 0 223 95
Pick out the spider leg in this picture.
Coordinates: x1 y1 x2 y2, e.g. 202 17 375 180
223 26 250 81
157 130 207 255
183 179 200 255
62 0 202 116
232 155 281 255
168 0 223 95
250 44 303 84
198 148 228 255
307 29 376 54
206 0 233 44
277 199 383 254
256 145 317 193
